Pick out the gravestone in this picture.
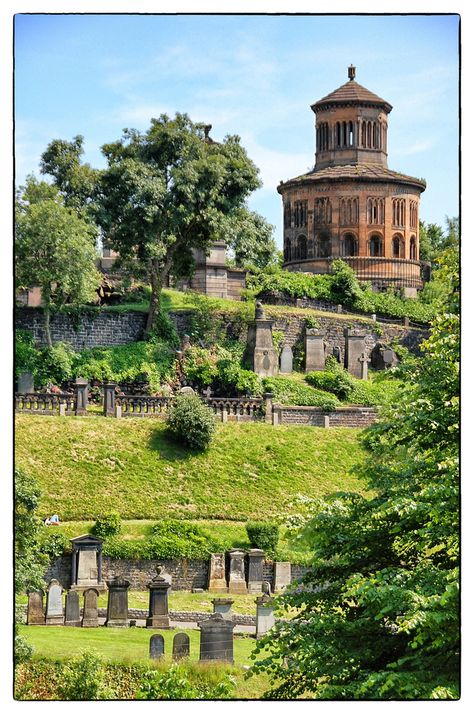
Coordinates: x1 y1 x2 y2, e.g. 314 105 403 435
279 345 293 374
212 598 234 621
70 535 105 592
18 371 34 394
149 634 165 660
242 302 279 377
332 345 342 363
82 588 99 627
344 329 367 378
273 562 292 592
358 352 370 381
371 343 399 371
146 568 172 629
305 329 326 372
228 549 247 594
247 549 265 594
256 594 275 639
208 553 227 593
45 579 64 625
198 613 235 663
65 590 81 627
173 633 190 660
179 386 195 395
27 591 44 625
105 577 130 627
103 382 117 417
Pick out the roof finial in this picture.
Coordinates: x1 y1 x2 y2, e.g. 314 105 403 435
348 64 356 81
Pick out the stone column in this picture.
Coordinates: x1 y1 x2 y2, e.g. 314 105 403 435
105 577 130 627
198 613 235 663
228 550 247 594
97 545 103 585
305 330 326 372
71 546 77 586
242 302 279 377
247 549 265 594
146 569 172 629
212 598 234 620
208 553 227 593
74 378 89 415
256 594 276 639
103 382 116 417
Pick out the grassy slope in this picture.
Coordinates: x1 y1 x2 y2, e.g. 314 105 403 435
15 415 366 521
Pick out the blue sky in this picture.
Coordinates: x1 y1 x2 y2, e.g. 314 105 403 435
14 13 459 248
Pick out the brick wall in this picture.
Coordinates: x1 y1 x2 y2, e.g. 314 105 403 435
275 405 378 427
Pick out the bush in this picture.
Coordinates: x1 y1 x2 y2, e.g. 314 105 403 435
35 342 77 387
15 330 38 380
102 520 219 560
91 512 122 538
262 376 340 409
246 521 279 556
59 651 112 700
306 358 355 400
14 633 34 665
182 345 262 396
39 530 70 560
166 394 216 450
136 664 236 700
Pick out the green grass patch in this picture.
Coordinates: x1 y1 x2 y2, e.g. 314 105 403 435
16 416 366 522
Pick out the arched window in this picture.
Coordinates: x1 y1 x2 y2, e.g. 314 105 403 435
349 121 354 146
362 121 366 148
342 232 358 257
392 234 403 258
369 234 383 257
298 235 307 260
410 236 417 260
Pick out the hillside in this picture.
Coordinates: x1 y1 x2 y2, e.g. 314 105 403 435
15 415 366 522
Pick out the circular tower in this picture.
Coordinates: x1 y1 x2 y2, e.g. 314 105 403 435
278 66 427 292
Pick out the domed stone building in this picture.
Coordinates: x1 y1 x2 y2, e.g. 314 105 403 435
278 66 428 293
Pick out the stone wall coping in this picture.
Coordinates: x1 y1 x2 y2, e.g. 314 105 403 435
275 404 378 413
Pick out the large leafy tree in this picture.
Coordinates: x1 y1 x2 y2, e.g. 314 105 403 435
15 176 102 347
419 216 459 262
223 207 277 270
250 248 459 699
96 113 262 334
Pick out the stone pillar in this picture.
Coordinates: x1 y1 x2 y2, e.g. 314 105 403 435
65 590 81 627
228 549 247 594
82 588 99 627
247 549 265 594
344 329 367 378
45 579 64 625
27 590 44 625
273 562 292 593
212 598 234 620
71 546 77 586
146 569 172 629
208 553 227 593
105 577 130 627
305 329 326 372
198 613 235 663
264 393 273 424
103 382 116 417
74 378 89 415
256 594 275 639
242 302 279 377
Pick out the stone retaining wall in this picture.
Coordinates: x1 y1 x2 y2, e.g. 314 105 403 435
276 405 378 427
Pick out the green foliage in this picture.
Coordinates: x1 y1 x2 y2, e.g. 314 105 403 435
15 467 48 594
262 376 340 409
250 301 459 698
329 259 363 303
15 633 35 665
166 393 216 450
306 358 354 399
39 530 70 560
59 650 112 700
304 315 320 329
245 521 279 556
136 664 236 700
15 330 38 380
223 206 278 271
34 342 76 386
272 330 285 352
92 512 122 538
150 309 179 347
182 345 262 396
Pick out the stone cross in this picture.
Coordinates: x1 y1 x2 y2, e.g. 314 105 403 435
198 613 235 663
65 590 81 627
202 386 213 399
45 579 64 625
358 352 370 381
27 590 44 625
173 632 190 660
149 634 165 660
82 588 99 627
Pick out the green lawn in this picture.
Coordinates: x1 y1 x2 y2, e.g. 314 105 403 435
16 416 366 521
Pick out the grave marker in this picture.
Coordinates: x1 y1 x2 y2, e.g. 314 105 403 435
65 590 81 627
149 634 165 660
173 633 190 660
82 588 99 627
45 579 64 625
198 613 235 663
27 591 44 625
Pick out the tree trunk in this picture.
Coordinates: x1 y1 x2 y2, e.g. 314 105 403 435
144 261 161 337
44 304 53 349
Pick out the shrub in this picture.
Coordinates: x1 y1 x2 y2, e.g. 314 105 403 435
91 512 122 538
306 361 354 400
166 394 216 450
136 664 236 700
262 376 340 409
151 309 179 347
35 342 77 387
14 633 34 665
59 651 112 700
246 520 279 556
39 530 70 560
215 359 262 397
15 329 38 380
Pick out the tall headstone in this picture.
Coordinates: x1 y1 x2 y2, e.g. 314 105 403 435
45 579 64 625
273 562 292 593
242 302 279 377
17 371 34 394
146 568 172 629
149 634 165 660
105 577 130 627
173 633 190 660
208 553 227 593
27 590 44 625
247 549 265 594
344 329 367 378
82 588 99 627
103 382 117 417
305 329 326 372
228 549 247 594
198 613 235 663
212 598 234 621
255 594 276 639
279 345 293 374
65 590 81 627
74 378 89 415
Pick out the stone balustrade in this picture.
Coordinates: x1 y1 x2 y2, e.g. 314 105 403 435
115 395 173 417
204 397 264 422
15 392 76 415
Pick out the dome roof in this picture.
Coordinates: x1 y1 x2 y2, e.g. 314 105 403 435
277 163 426 192
311 71 392 113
